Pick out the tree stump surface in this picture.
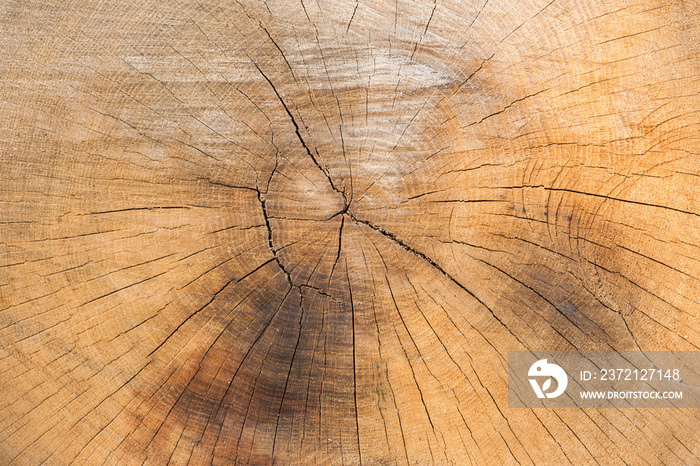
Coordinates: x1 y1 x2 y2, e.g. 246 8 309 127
1 0 699 464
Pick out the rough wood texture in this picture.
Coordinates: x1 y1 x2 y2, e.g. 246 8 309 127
1 0 699 464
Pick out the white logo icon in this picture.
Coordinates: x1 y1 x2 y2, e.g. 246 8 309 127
528 359 568 398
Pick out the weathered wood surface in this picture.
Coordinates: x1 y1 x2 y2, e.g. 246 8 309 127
1 0 699 464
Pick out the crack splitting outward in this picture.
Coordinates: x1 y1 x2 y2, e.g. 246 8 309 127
251 61 348 206
248 53 517 350
257 188 293 286
348 211 461 288
347 211 518 348
256 174 514 346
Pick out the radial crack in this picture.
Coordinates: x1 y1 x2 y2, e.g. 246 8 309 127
252 61 346 204
348 211 523 347
257 188 293 285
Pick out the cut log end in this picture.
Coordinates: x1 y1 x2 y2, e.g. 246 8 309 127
1 0 700 464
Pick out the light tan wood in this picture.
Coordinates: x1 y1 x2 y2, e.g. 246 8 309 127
1 0 699 464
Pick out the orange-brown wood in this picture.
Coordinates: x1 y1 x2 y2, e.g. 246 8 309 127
1 0 699 464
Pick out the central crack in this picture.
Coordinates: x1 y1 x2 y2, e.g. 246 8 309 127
252 57 475 299
253 61 348 204
248 46 504 312
251 58 352 293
